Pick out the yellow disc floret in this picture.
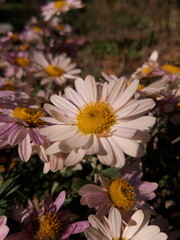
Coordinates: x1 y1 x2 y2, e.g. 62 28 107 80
13 107 45 127
142 66 152 75
54 1 67 9
162 64 180 74
108 178 136 211
76 102 116 135
45 65 64 77
0 81 16 91
15 57 30 66
34 213 62 240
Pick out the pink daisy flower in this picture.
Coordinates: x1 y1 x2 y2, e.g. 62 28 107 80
86 206 167 240
78 160 158 219
40 75 156 168
6 191 89 240
4 51 30 78
0 106 47 162
0 215 9 240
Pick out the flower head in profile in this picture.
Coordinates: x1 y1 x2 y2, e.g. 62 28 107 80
0 105 47 162
78 160 158 218
86 207 167 240
130 51 159 80
0 215 9 240
102 72 168 99
6 191 89 240
41 0 83 21
32 140 83 173
30 52 81 86
40 75 156 168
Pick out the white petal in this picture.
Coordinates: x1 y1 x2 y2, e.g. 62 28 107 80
133 226 160 240
65 148 85 166
109 207 121 239
107 77 127 106
113 136 144 157
122 210 144 239
84 75 97 102
65 131 91 148
50 95 78 117
65 87 85 108
113 79 139 110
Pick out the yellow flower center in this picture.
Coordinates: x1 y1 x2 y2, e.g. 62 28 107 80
54 1 67 9
0 81 16 91
137 84 144 90
76 102 116 135
13 107 45 127
20 44 29 51
33 26 42 33
10 33 19 40
15 57 30 66
127 82 144 91
108 178 136 211
142 66 152 75
34 213 62 240
162 64 180 74
45 65 64 77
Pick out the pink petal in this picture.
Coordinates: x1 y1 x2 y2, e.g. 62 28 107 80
54 191 66 211
18 134 32 162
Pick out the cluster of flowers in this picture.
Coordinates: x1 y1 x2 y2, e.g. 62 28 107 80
0 0 180 240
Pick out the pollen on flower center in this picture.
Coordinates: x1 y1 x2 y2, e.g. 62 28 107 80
13 107 45 127
54 1 67 9
0 81 16 91
45 65 64 77
137 84 144 90
34 213 62 240
76 102 116 135
162 64 180 74
108 178 136 211
15 57 30 66
142 66 152 74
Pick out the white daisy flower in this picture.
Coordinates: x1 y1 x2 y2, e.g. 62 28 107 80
86 207 167 240
40 75 156 168
30 52 81 86
41 0 83 21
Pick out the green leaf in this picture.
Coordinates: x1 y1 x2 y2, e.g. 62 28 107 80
101 167 121 179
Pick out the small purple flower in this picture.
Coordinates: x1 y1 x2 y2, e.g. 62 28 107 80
6 191 89 240
79 160 158 220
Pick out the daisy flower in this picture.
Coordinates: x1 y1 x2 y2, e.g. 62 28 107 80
0 215 9 240
4 51 30 78
6 191 89 240
130 51 159 80
40 75 156 168
102 72 168 99
78 160 158 218
41 0 83 21
86 206 167 240
30 52 81 86
0 105 47 162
